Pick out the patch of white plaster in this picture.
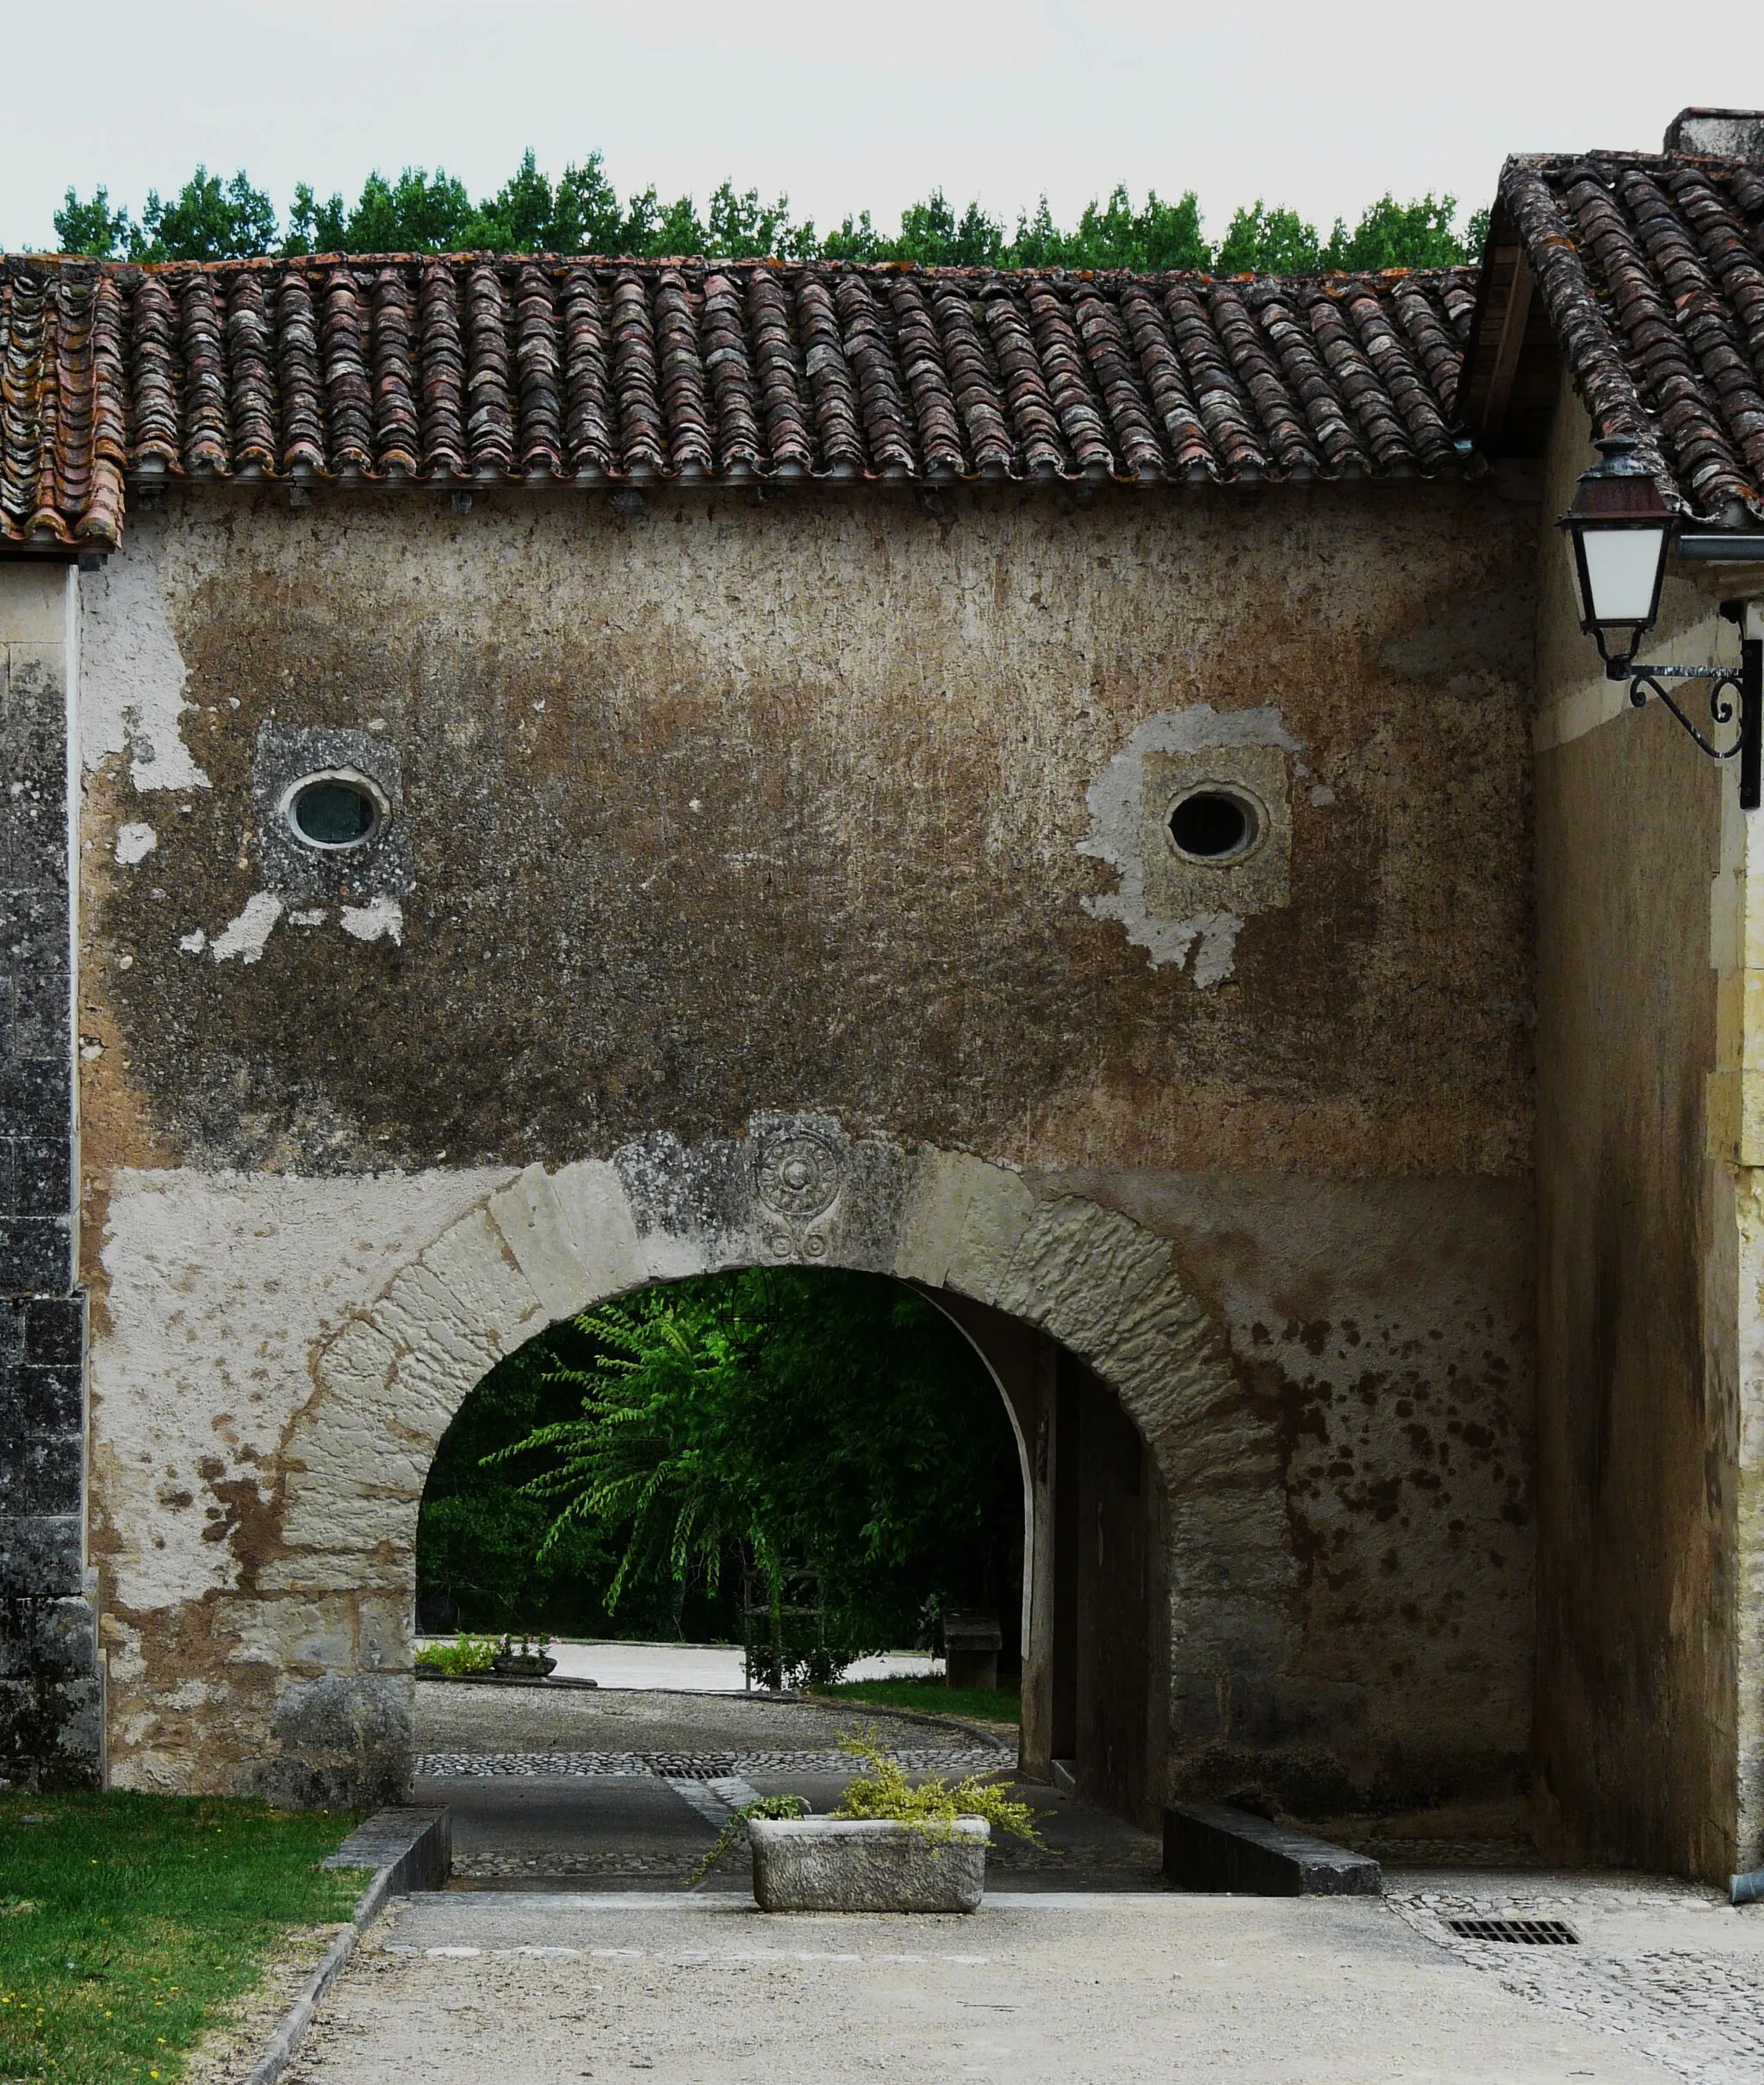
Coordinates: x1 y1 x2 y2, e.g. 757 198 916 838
1078 705 1298 986
115 822 158 865
1189 914 1245 987
78 522 212 791
339 896 404 945
289 908 328 928
177 929 206 955
1307 784 1337 808
92 1167 518 1620
208 893 283 964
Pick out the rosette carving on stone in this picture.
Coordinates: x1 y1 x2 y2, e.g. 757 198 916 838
755 1130 842 1259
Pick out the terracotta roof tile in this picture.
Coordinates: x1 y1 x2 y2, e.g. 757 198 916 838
1486 151 1764 520
0 253 1480 549
561 266 614 474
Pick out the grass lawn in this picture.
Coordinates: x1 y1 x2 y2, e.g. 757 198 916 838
0 1789 365 2085
811 1675 1021 1725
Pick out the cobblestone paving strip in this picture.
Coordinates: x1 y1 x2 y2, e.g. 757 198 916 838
1389 1874 1764 2085
415 1746 1009 1778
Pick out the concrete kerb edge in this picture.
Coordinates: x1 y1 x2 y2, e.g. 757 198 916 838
240 1808 450 2085
1162 1802 1382 1896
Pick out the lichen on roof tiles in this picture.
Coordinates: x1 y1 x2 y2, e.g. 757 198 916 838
1493 149 1764 520
0 252 1482 550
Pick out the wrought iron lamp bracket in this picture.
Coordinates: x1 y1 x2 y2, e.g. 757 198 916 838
1609 607 1764 810
1623 663 1748 759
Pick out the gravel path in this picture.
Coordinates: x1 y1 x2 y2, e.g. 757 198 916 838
413 1684 1028 1892
413 1682 1009 1761
282 1687 1764 2080
411 1682 1155 1892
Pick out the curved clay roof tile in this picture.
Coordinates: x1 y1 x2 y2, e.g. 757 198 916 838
0 252 1479 546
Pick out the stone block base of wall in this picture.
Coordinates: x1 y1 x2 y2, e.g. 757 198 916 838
0 1295 98 1789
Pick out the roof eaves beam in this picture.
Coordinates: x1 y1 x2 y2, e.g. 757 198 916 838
1476 248 1534 447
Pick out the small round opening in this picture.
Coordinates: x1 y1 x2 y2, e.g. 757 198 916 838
288 777 382 850
1169 789 1258 862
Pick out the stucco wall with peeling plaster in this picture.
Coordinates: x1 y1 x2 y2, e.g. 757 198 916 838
72 478 1539 1822
1532 371 1764 1885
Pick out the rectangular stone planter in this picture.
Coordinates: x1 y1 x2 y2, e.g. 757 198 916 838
748 1817 989 1913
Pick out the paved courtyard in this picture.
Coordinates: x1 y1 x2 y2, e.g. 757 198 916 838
286 1882 1764 2085
269 1684 1764 2083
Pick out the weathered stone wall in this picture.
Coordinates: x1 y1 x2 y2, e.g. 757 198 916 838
1532 370 1764 1883
78 483 1532 1178
76 479 1537 1819
1054 1169 1535 1820
0 560 96 1787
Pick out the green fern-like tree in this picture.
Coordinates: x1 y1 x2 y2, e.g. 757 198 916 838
484 1267 1020 1657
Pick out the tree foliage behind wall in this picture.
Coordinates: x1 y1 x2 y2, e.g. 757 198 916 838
47 151 1487 274
416 1268 1024 1654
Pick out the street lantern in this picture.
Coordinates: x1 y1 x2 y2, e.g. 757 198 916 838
1558 432 1762 809
1557 435 1674 671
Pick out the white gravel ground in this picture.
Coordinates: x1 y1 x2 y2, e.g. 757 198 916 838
414 1641 940 1692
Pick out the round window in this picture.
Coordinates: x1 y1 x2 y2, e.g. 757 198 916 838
287 775 383 850
1168 787 1262 864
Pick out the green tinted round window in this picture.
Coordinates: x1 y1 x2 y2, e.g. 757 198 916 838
289 778 381 849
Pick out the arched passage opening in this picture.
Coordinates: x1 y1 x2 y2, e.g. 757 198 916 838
265 1128 1276 1828
408 1265 1163 1832
413 1267 1030 1692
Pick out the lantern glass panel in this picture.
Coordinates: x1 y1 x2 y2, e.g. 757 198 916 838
1575 524 1669 627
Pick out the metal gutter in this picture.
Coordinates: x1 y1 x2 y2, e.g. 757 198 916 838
1677 535 1764 563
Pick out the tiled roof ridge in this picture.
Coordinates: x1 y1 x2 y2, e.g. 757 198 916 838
1494 146 1764 521
0 252 1483 551
9 251 1481 289
1506 146 1764 176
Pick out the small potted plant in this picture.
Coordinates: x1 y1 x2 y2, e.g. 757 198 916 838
490 1631 556 1678
413 1632 499 1679
712 1732 1041 1914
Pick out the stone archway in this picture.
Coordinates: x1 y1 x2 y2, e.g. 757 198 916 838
265 1117 1291 1807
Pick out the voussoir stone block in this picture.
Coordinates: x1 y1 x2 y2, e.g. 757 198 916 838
488 1164 599 1323
992 1198 1167 1347
549 1160 646 1299
372 1260 504 1385
285 1496 419 1563
258 1548 412 1596
308 1314 399 1413
413 1208 547 1357
894 1153 1035 1299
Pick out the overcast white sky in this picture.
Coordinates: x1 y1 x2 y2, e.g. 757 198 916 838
4 0 1763 250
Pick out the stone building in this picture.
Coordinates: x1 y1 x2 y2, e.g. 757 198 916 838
3 111 1763 1883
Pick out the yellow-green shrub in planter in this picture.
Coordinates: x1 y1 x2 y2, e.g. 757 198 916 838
750 1815 991 1912
736 1733 1040 1914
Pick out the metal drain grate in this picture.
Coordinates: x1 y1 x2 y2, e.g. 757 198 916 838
644 1757 736 1781
1446 1916 1580 1946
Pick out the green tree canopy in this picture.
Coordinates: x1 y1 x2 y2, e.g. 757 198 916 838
418 1267 1023 1652
47 154 1487 273
1215 201 1325 275
486 1268 1021 1652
